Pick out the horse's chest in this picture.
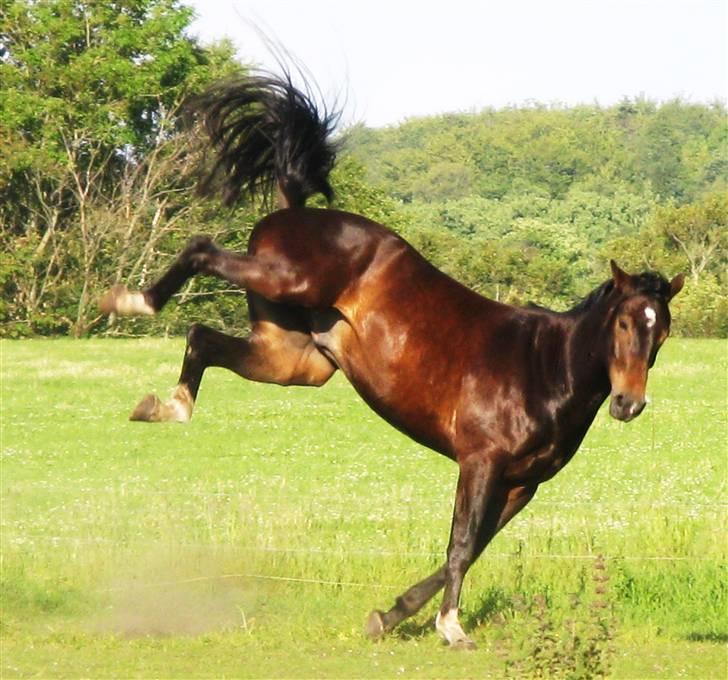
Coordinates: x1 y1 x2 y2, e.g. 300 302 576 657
502 410 597 484
504 440 576 483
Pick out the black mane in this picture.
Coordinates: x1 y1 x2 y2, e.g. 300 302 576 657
566 280 615 315
527 271 673 317
628 271 674 299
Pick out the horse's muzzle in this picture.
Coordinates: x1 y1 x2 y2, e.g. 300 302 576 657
609 393 646 422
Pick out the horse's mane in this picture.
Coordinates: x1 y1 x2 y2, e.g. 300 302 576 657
565 280 615 315
626 271 674 299
528 271 673 317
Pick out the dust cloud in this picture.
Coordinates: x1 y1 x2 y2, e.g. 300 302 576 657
91 549 258 637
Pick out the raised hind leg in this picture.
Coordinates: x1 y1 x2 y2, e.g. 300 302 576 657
98 234 340 421
366 477 536 648
130 295 336 422
100 234 336 318
99 236 217 317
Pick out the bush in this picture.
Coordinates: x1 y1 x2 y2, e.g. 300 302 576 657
670 274 728 337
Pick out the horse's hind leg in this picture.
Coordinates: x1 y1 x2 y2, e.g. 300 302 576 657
130 295 336 422
99 236 218 316
100 233 327 317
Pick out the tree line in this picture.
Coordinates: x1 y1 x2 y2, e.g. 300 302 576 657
1 0 726 338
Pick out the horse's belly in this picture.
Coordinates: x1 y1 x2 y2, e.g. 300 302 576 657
310 309 454 454
309 309 349 368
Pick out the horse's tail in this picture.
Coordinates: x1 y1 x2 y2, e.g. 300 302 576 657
189 70 340 209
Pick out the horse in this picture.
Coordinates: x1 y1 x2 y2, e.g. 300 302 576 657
99 71 684 649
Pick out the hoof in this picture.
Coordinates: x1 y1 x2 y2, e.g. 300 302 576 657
365 610 386 640
99 284 154 317
130 394 162 422
129 388 192 423
436 608 476 650
99 284 128 315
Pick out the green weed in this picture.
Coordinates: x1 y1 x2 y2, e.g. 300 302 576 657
1 338 726 678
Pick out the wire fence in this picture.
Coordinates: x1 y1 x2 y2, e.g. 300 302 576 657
5 527 724 596
7 533 724 562
5 493 725 594
94 553 724 594
100 572 397 593
6 484 727 509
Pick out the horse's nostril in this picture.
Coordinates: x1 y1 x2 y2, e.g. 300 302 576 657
615 394 624 405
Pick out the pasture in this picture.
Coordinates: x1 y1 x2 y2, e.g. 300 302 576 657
1 337 726 678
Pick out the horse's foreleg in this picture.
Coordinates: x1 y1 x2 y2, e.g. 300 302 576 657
436 477 536 649
130 321 336 422
426 457 504 649
365 480 536 645
365 565 447 640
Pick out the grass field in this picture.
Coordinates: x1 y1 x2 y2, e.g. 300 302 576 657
1 337 726 678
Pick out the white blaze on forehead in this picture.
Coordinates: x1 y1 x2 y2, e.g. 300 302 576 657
644 306 656 328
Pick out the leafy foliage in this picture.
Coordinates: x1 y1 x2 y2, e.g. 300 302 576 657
346 106 727 334
0 0 242 336
1 1 725 337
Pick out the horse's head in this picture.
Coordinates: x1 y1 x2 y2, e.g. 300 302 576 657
607 261 684 422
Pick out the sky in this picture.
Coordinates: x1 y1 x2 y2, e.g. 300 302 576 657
185 0 728 128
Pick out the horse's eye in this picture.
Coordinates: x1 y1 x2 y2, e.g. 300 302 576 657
618 319 628 331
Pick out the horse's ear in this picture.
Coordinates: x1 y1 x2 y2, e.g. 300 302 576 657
610 260 634 292
668 273 685 300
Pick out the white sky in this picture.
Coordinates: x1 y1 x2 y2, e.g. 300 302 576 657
185 0 727 128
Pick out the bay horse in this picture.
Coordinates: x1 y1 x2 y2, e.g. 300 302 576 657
100 72 684 649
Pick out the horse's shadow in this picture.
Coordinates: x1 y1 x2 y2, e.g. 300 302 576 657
392 587 513 641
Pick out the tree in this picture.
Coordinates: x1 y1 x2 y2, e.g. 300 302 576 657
602 191 727 336
0 0 239 336
648 192 727 284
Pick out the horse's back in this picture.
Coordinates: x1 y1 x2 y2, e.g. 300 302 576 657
246 206 520 456
246 208 411 309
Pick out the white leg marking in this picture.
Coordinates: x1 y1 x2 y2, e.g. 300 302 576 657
103 284 155 316
168 385 193 422
435 608 471 646
117 290 155 316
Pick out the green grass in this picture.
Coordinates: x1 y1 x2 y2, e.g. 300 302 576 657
1 337 726 678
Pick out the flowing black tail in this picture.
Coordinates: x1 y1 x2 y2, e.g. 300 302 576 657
189 70 341 209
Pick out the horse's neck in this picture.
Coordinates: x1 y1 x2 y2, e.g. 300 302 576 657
565 295 619 402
